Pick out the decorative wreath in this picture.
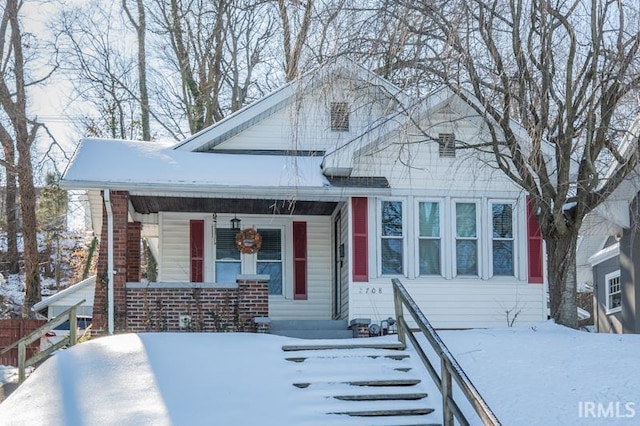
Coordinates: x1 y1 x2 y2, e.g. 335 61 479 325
235 228 262 254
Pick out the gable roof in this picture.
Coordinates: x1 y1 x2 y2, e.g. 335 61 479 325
172 57 411 153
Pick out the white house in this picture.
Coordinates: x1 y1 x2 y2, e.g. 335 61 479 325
61 59 547 333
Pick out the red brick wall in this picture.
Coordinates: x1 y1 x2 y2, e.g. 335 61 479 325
126 277 269 332
93 191 132 333
126 221 142 283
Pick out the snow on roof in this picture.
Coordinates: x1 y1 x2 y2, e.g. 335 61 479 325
62 138 329 191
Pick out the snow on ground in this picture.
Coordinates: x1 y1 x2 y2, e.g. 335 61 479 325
1 324 640 425
439 322 640 425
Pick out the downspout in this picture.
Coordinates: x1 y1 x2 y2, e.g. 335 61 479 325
104 189 115 335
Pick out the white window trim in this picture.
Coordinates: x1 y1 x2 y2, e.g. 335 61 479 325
415 198 445 278
378 198 406 277
605 270 622 314
452 199 481 278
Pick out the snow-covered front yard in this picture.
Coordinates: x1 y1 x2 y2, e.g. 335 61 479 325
1 323 639 425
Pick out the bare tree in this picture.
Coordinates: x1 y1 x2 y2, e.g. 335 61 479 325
149 0 276 134
123 0 151 141
58 4 140 139
276 0 314 81
0 0 55 314
382 0 640 327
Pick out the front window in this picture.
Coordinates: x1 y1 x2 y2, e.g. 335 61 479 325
381 201 403 274
215 228 241 283
606 271 621 313
492 203 514 276
257 228 283 295
455 202 478 276
418 201 441 275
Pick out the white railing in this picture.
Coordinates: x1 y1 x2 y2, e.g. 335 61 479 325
0 299 85 383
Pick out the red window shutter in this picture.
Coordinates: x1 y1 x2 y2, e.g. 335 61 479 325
352 197 368 282
527 196 544 284
190 220 204 283
293 221 307 300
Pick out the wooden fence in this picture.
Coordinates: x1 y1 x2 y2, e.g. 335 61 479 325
0 319 46 366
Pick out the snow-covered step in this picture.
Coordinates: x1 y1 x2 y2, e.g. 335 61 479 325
285 353 410 362
282 342 405 351
331 407 435 417
284 340 440 425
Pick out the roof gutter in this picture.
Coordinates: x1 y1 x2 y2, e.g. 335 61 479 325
60 180 392 199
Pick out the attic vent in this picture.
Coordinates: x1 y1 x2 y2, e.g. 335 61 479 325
331 102 349 132
438 133 456 157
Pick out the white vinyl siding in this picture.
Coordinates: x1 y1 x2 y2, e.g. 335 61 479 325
350 276 545 329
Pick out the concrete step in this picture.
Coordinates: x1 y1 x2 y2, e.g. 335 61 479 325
271 329 354 339
270 319 349 331
270 319 353 339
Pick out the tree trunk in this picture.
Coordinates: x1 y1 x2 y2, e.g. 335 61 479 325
546 231 579 328
5 173 19 274
0 131 18 274
17 141 40 316
123 0 150 141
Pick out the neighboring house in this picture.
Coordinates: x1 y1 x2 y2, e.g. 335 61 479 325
583 194 640 333
579 118 640 333
31 276 95 319
61 59 548 334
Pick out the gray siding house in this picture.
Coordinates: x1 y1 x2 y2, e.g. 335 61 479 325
588 194 640 333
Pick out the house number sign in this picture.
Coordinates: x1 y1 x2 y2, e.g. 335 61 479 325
359 287 383 295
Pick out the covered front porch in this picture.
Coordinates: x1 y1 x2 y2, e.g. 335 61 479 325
89 190 353 333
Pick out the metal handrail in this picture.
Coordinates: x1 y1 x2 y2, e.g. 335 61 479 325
0 299 85 383
391 278 500 426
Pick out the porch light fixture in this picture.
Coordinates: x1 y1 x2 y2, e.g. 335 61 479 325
231 215 241 230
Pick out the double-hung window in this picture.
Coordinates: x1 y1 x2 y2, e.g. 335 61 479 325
215 228 241 283
455 202 478 276
418 201 441 275
605 270 621 313
256 228 283 296
381 200 404 274
491 203 514 276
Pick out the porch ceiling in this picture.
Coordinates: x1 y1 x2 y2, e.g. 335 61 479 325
130 196 338 215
